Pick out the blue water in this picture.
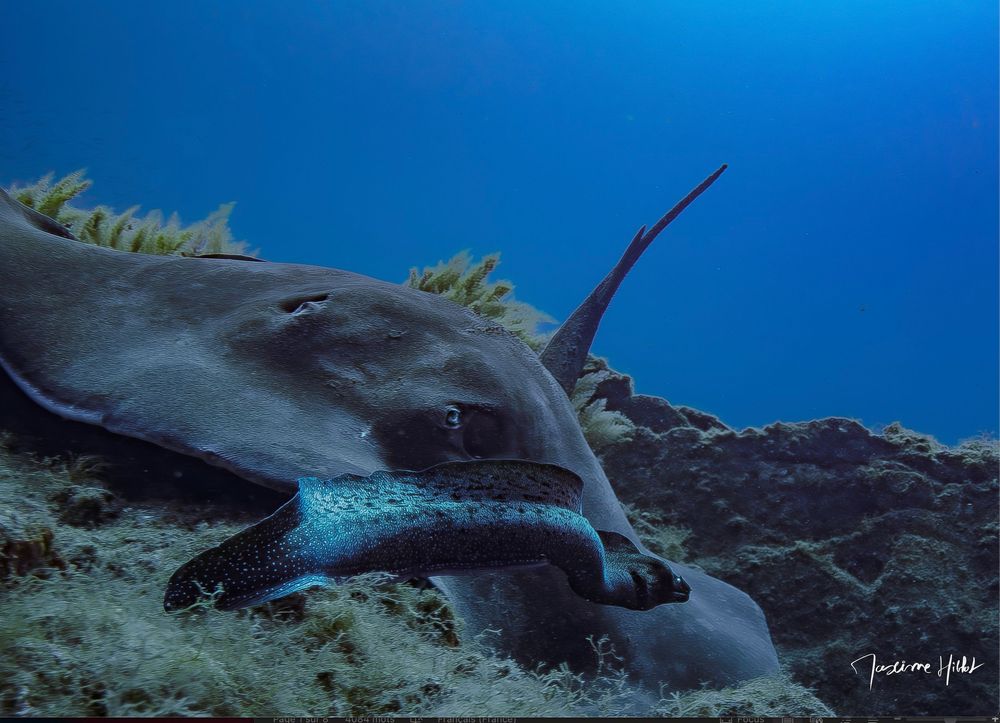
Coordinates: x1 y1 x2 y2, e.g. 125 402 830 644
1 1 996 444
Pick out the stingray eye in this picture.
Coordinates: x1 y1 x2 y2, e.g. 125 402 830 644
444 405 462 429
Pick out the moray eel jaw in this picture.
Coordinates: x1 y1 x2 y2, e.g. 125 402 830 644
597 530 692 607
163 460 691 613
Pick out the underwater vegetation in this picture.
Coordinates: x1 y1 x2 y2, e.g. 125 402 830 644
2 173 993 715
9 171 252 258
0 436 830 717
405 251 553 352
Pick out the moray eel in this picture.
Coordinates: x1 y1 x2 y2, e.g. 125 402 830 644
164 460 690 612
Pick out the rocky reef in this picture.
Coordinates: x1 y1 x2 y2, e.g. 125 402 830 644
587 360 998 716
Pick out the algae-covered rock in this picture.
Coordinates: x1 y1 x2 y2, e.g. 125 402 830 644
0 510 60 579
593 364 999 716
53 485 121 528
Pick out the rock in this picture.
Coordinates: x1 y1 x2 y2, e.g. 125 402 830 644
590 364 999 716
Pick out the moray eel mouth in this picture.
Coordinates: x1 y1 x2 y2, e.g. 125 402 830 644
665 573 692 604
164 460 691 613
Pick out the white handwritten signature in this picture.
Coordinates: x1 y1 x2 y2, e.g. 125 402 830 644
851 653 984 690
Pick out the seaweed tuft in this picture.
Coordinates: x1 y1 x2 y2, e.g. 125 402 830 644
654 672 836 716
406 251 554 351
9 171 254 258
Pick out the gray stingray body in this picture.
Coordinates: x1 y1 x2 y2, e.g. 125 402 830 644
164 460 690 612
0 183 779 692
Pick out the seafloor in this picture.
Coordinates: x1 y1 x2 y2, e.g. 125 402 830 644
1 359 995 716
0 366 834 717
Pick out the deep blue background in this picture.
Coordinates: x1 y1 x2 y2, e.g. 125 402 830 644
1 1 996 443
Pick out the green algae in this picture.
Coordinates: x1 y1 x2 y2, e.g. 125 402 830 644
9 171 252 258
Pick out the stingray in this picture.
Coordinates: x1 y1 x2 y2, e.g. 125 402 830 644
0 165 780 692
164 460 690 612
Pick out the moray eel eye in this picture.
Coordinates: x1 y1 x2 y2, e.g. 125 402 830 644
444 405 462 429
